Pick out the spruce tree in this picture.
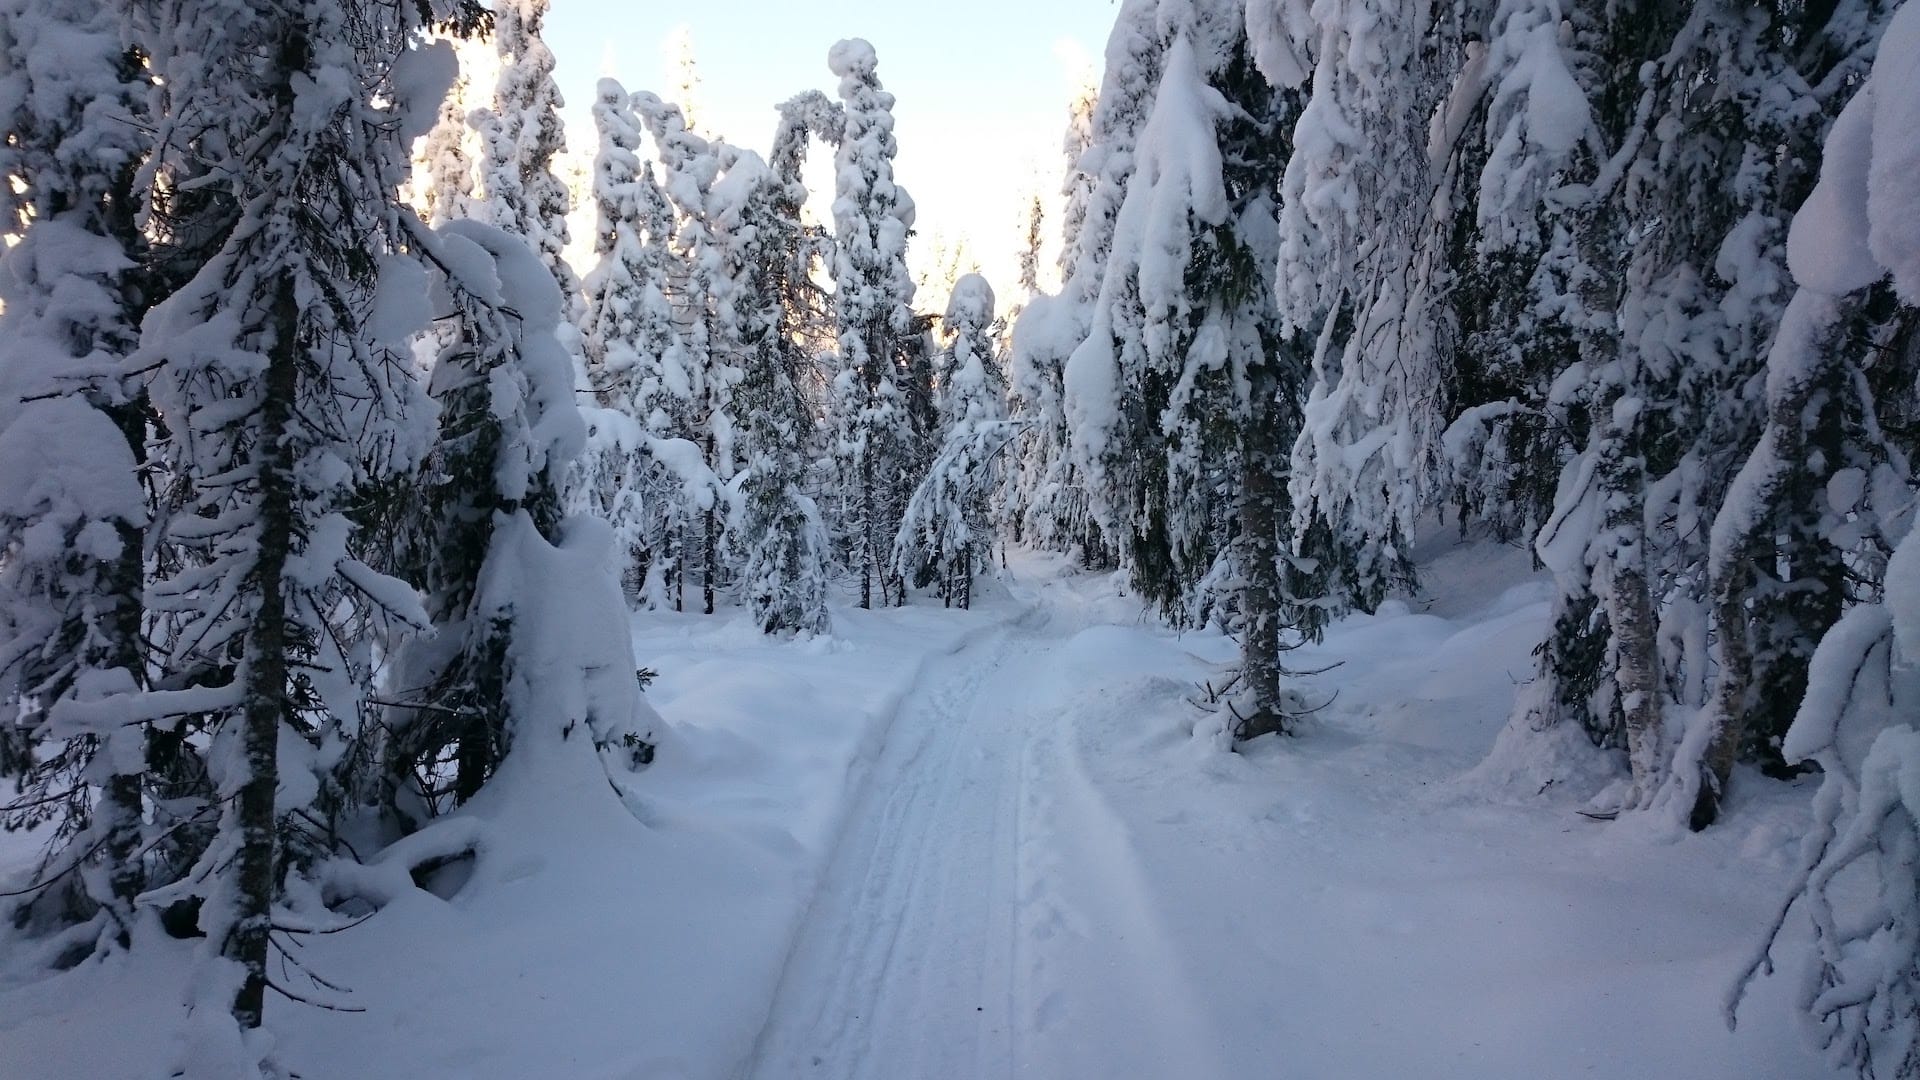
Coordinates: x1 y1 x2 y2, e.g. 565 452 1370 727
634 89 734 615
1067 1 1312 736
1453 0 1899 817
384 219 583 817
477 0 575 299
129 0 451 1032
713 150 832 634
0 0 154 958
827 39 920 609
576 79 695 606
1728 10 1920 1068
1006 74 1114 563
1268 0 1465 624
1675 0 1903 824
894 274 1008 608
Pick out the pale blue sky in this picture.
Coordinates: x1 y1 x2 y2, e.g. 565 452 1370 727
541 0 1120 297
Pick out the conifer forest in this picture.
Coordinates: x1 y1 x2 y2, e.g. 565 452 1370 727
2 1 1919 1077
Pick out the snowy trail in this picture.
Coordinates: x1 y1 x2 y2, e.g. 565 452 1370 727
743 600 1225 1080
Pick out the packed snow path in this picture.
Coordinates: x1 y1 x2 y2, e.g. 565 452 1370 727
746 602 1223 1079
743 550 1834 1080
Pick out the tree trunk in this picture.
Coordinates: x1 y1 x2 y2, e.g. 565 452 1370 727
703 506 717 616
858 449 873 610
1697 574 1751 825
1237 366 1286 741
229 282 298 1030
1599 414 1663 805
959 545 972 611
100 394 150 920
673 519 685 613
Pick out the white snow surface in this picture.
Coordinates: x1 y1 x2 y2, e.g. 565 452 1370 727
1 542 1838 1078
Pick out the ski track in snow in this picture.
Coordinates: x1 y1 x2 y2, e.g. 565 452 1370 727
744 600 1226 1080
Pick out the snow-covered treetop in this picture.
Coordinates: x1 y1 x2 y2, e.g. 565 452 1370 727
828 38 879 81
1472 0 1600 254
774 89 845 171
830 34 917 344
632 89 725 214
1152 0 1256 72
945 273 995 332
591 77 644 192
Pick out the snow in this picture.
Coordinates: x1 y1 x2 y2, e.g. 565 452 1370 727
1788 79 1878 296
368 254 434 346
827 37 878 81
1890 529 1920 666
0 395 145 543
0 539 1844 1079
389 40 458 144
1867 3 1920 303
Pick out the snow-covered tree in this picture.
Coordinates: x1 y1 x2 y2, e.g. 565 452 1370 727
894 274 1007 608
382 219 582 817
1015 193 1045 307
121 0 451 1036
1056 74 1099 286
713 150 831 634
1066 1 1315 736
1728 10 1920 1071
0 0 154 958
634 89 736 614
1265 0 1464 623
1007 294 1094 556
1007 0 1163 569
770 88 844 334
407 32 495 227
827 38 920 609
1666 0 1905 824
574 79 695 605
477 0 574 299
1452 0 1901 819
663 24 704 133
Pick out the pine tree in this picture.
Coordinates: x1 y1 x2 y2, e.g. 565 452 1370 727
1453 0 1899 817
770 88 845 341
1068 1 1312 736
664 24 705 133
407 33 495 228
1436 0 1617 779
827 38 920 609
1672 0 1903 824
384 219 583 817
1056 74 1099 286
1267 0 1466 625
1009 0 1164 570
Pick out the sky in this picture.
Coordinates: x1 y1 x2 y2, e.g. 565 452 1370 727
540 0 1120 306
